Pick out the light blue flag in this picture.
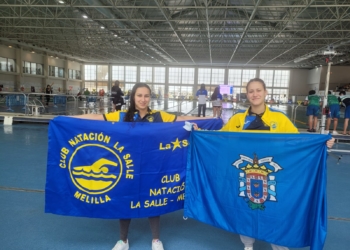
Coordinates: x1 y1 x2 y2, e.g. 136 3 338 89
184 131 330 250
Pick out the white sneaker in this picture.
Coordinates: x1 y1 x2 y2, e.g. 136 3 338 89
152 240 164 250
332 131 339 135
244 247 253 250
112 240 129 250
323 130 329 134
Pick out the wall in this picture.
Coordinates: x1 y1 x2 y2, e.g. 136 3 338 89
2 45 350 96
319 65 350 91
0 45 16 58
289 69 310 95
0 74 16 91
22 51 44 64
0 45 83 93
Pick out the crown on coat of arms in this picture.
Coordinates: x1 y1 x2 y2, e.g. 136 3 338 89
241 154 273 176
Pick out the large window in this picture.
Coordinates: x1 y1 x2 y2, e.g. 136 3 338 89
31 63 37 75
0 57 6 71
112 66 125 81
168 85 181 99
85 65 96 80
23 61 43 75
150 84 165 98
48 65 64 77
84 82 96 92
260 70 273 87
211 69 225 85
270 70 290 102
227 69 256 98
274 70 290 88
125 66 137 82
198 68 211 85
168 67 194 99
69 69 81 80
168 67 194 84
181 68 194 84
228 69 242 86
140 67 153 83
97 65 108 81
168 85 194 99
97 82 108 92
24 61 30 74
111 66 137 92
154 67 165 83
36 64 43 75
241 70 256 93
124 83 135 93
0 57 15 72
84 65 109 93
198 68 225 96
169 68 181 84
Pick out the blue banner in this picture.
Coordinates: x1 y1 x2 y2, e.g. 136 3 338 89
45 116 222 219
184 131 329 250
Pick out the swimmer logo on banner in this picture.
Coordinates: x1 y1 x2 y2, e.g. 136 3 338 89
45 116 222 218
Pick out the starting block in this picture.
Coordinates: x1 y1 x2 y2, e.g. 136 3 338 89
297 101 303 105
4 116 13 125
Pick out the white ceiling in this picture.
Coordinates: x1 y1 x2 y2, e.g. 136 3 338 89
1 0 350 68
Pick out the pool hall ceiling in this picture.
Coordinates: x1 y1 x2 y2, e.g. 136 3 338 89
1 0 350 68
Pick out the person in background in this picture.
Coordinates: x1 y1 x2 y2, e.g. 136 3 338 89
77 90 83 101
194 78 334 250
338 90 345 104
196 83 208 117
324 91 340 135
340 91 350 135
71 83 211 250
45 83 54 106
304 90 321 132
211 86 223 118
83 88 90 96
111 80 125 111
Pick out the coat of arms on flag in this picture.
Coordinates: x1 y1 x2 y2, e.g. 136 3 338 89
233 154 282 210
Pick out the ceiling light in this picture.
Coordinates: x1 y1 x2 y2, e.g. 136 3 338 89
124 41 128 43
114 34 118 37
8 45 12 48
133 46 136 48
31 50 35 53
82 15 88 19
50 55 53 57
101 26 105 29
56 56 59 59
58 0 65 3
340 59 344 62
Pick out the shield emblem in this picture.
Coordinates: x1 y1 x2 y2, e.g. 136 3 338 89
246 173 268 204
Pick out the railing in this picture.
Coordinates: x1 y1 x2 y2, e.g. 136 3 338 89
0 92 80 116
0 92 27 112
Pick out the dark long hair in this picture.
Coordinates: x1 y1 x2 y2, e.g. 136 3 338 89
211 87 220 100
123 83 152 122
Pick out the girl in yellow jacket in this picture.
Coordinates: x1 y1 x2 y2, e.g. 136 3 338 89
194 77 334 250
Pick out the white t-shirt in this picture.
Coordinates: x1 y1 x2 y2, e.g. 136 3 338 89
196 89 208 105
